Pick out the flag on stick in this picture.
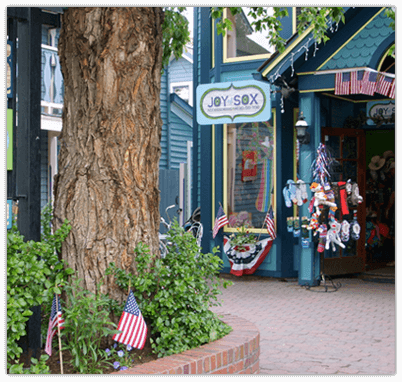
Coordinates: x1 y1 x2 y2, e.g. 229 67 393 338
213 205 229 238
45 294 65 356
265 206 277 240
113 291 147 349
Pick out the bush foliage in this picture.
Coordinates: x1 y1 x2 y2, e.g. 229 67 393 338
7 205 72 373
107 220 232 358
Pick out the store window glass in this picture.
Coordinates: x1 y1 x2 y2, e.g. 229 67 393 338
224 7 275 62
224 112 276 232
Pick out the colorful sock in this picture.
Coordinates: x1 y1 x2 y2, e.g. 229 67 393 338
338 182 349 215
317 224 327 252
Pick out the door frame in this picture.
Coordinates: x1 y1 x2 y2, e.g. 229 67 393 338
321 127 366 275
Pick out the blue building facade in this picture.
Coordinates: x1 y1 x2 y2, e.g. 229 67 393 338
193 7 395 285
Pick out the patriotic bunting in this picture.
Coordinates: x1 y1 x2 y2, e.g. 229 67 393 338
223 236 273 276
334 70 394 99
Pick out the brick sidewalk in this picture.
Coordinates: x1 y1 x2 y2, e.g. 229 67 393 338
210 275 395 375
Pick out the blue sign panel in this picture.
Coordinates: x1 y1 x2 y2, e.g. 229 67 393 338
7 41 14 99
196 80 271 125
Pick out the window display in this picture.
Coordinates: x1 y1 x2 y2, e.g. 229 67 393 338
224 116 276 233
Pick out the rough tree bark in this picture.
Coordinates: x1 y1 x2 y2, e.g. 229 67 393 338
53 7 164 303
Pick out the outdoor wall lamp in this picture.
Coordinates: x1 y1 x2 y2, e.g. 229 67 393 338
295 112 310 145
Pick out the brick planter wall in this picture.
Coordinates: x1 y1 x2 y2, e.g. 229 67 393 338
113 314 260 375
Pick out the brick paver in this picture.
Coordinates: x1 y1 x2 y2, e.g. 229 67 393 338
210 276 395 375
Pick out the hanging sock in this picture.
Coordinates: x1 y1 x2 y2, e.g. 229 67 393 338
283 180 297 207
338 181 349 215
317 224 327 253
296 180 308 206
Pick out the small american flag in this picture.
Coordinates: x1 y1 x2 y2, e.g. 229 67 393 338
45 294 65 356
360 71 378 95
265 206 276 240
213 205 229 239
351 70 364 94
113 291 147 349
376 74 394 96
335 72 350 95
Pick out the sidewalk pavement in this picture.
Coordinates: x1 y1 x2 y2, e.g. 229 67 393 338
210 273 396 375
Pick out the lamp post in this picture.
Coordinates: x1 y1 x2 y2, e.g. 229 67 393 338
295 111 310 145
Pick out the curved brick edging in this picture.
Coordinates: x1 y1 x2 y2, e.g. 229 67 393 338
113 314 260 375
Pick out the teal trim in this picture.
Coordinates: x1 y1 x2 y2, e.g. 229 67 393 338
297 93 321 287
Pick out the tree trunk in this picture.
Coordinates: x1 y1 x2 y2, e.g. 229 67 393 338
53 7 164 302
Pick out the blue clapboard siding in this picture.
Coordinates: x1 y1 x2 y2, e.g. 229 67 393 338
159 47 194 171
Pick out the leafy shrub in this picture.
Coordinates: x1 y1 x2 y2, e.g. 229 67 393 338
60 277 120 374
106 220 232 358
7 205 72 373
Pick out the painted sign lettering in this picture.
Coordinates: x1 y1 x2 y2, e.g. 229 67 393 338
196 80 271 125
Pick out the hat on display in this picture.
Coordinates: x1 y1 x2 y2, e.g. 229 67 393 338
368 155 385 171
383 150 395 160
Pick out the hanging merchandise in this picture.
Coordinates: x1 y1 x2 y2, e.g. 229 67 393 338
309 182 337 217
295 179 308 206
282 179 297 207
301 217 310 248
347 181 363 206
311 143 333 184
325 219 346 252
287 216 294 232
317 224 328 253
340 220 350 242
283 179 309 208
350 214 361 241
293 217 300 238
337 181 350 215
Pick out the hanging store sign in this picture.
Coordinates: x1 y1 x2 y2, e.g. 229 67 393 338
7 41 13 98
367 100 395 125
196 80 271 125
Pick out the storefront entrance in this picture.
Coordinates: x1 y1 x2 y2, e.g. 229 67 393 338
321 126 395 275
321 127 366 275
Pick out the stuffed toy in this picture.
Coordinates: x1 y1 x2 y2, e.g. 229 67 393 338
310 182 337 216
325 218 346 252
346 180 363 206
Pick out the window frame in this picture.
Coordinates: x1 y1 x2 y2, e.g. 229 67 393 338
222 8 274 64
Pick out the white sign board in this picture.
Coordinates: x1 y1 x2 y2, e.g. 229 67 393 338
196 80 271 125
